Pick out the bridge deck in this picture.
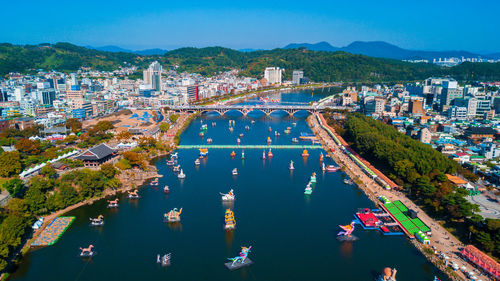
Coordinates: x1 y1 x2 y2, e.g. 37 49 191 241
177 144 323 149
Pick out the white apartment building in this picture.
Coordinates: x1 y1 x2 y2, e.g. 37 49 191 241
264 67 282 85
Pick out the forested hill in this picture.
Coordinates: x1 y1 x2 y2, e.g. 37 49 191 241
1 43 500 82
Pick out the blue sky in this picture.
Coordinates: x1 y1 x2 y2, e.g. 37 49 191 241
1 0 498 52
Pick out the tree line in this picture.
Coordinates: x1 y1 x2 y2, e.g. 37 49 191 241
325 112 500 259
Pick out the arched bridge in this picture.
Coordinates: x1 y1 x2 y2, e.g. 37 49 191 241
170 105 329 116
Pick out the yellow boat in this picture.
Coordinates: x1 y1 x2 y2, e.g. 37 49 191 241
224 209 236 230
302 149 309 157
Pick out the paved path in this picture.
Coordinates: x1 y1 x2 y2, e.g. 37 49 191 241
309 115 493 281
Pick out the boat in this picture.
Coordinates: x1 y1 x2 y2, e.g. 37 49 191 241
229 127 234 133
292 138 299 143
302 149 309 157
289 160 295 170
201 124 208 130
241 150 245 159
178 169 186 179
171 152 178 159
299 132 316 140
150 178 159 186
344 179 353 185
194 159 200 165
173 165 180 172
224 209 236 230
127 190 140 199
310 172 317 183
163 186 170 194
268 126 272 132
166 160 175 166
107 198 119 208
164 208 182 222
304 183 313 195
284 129 290 135
89 215 104 226
245 125 250 130
322 162 326 172
239 133 244 138
230 151 236 158
199 148 209 157
292 122 297 127
32 217 44 229
220 189 235 201
158 253 172 266
267 148 273 158
212 122 216 127
232 168 238 176
262 150 266 159
267 137 272 144
237 138 241 145
79 245 96 257
207 138 213 144
319 153 324 162
274 131 278 136
251 120 255 124
326 165 340 172
199 132 204 137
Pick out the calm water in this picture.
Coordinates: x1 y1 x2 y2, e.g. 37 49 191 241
10 89 449 281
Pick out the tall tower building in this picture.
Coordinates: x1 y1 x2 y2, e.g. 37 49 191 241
292 70 304 85
264 67 282 85
143 61 162 91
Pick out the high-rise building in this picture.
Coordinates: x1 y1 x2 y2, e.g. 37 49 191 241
448 106 467 120
187 85 199 102
409 99 424 115
264 67 282 84
0 90 8 102
70 73 78 86
419 128 432 144
37 90 56 106
143 61 162 91
440 80 463 110
292 70 303 85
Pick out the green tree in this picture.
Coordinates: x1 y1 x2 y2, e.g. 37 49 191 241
94 120 114 133
100 163 117 179
24 186 47 214
0 151 22 177
160 122 170 132
40 165 57 178
54 183 79 209
3 179 26 198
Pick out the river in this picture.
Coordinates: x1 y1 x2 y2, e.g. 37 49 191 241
9 88 449 281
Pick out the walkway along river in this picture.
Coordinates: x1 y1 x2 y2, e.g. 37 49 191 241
9 89 450 281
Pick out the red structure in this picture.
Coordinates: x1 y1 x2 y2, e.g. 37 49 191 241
461 245 500 280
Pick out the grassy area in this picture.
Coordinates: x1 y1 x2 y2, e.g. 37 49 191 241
0 178 9 191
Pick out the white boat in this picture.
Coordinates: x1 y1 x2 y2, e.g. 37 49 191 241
232 168 238 175
220 189 235 201
326 165 340 172
171 152 178 159
262 150 266 159
289 160 295 170
322 162 326 172
194 159 200 165
178 169 186 179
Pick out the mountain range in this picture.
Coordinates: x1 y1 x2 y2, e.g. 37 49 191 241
86 45 168 56
283 41 500 60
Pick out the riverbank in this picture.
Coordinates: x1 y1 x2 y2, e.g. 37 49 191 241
307 114 469 281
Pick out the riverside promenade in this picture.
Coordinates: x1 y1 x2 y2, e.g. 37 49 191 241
308 113 484 281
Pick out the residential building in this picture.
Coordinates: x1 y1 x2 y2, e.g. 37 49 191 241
448 106 467 120
419 128 432 144
292 70 303 85
264 67 282 84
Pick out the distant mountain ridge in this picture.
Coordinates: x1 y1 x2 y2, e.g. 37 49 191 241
283 41 500 60
86 45 168 56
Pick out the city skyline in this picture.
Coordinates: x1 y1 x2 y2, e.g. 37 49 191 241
1 0 499 53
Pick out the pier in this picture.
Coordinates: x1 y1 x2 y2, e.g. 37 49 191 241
177 144 323 149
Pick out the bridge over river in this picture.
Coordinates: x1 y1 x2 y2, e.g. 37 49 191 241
170 104 346 116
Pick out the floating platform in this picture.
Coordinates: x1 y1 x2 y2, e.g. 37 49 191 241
336 235 359 242
32 216 75 246
225 258 253 271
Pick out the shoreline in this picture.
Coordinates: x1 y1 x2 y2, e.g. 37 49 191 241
1 113 195 281
307 114 463 281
